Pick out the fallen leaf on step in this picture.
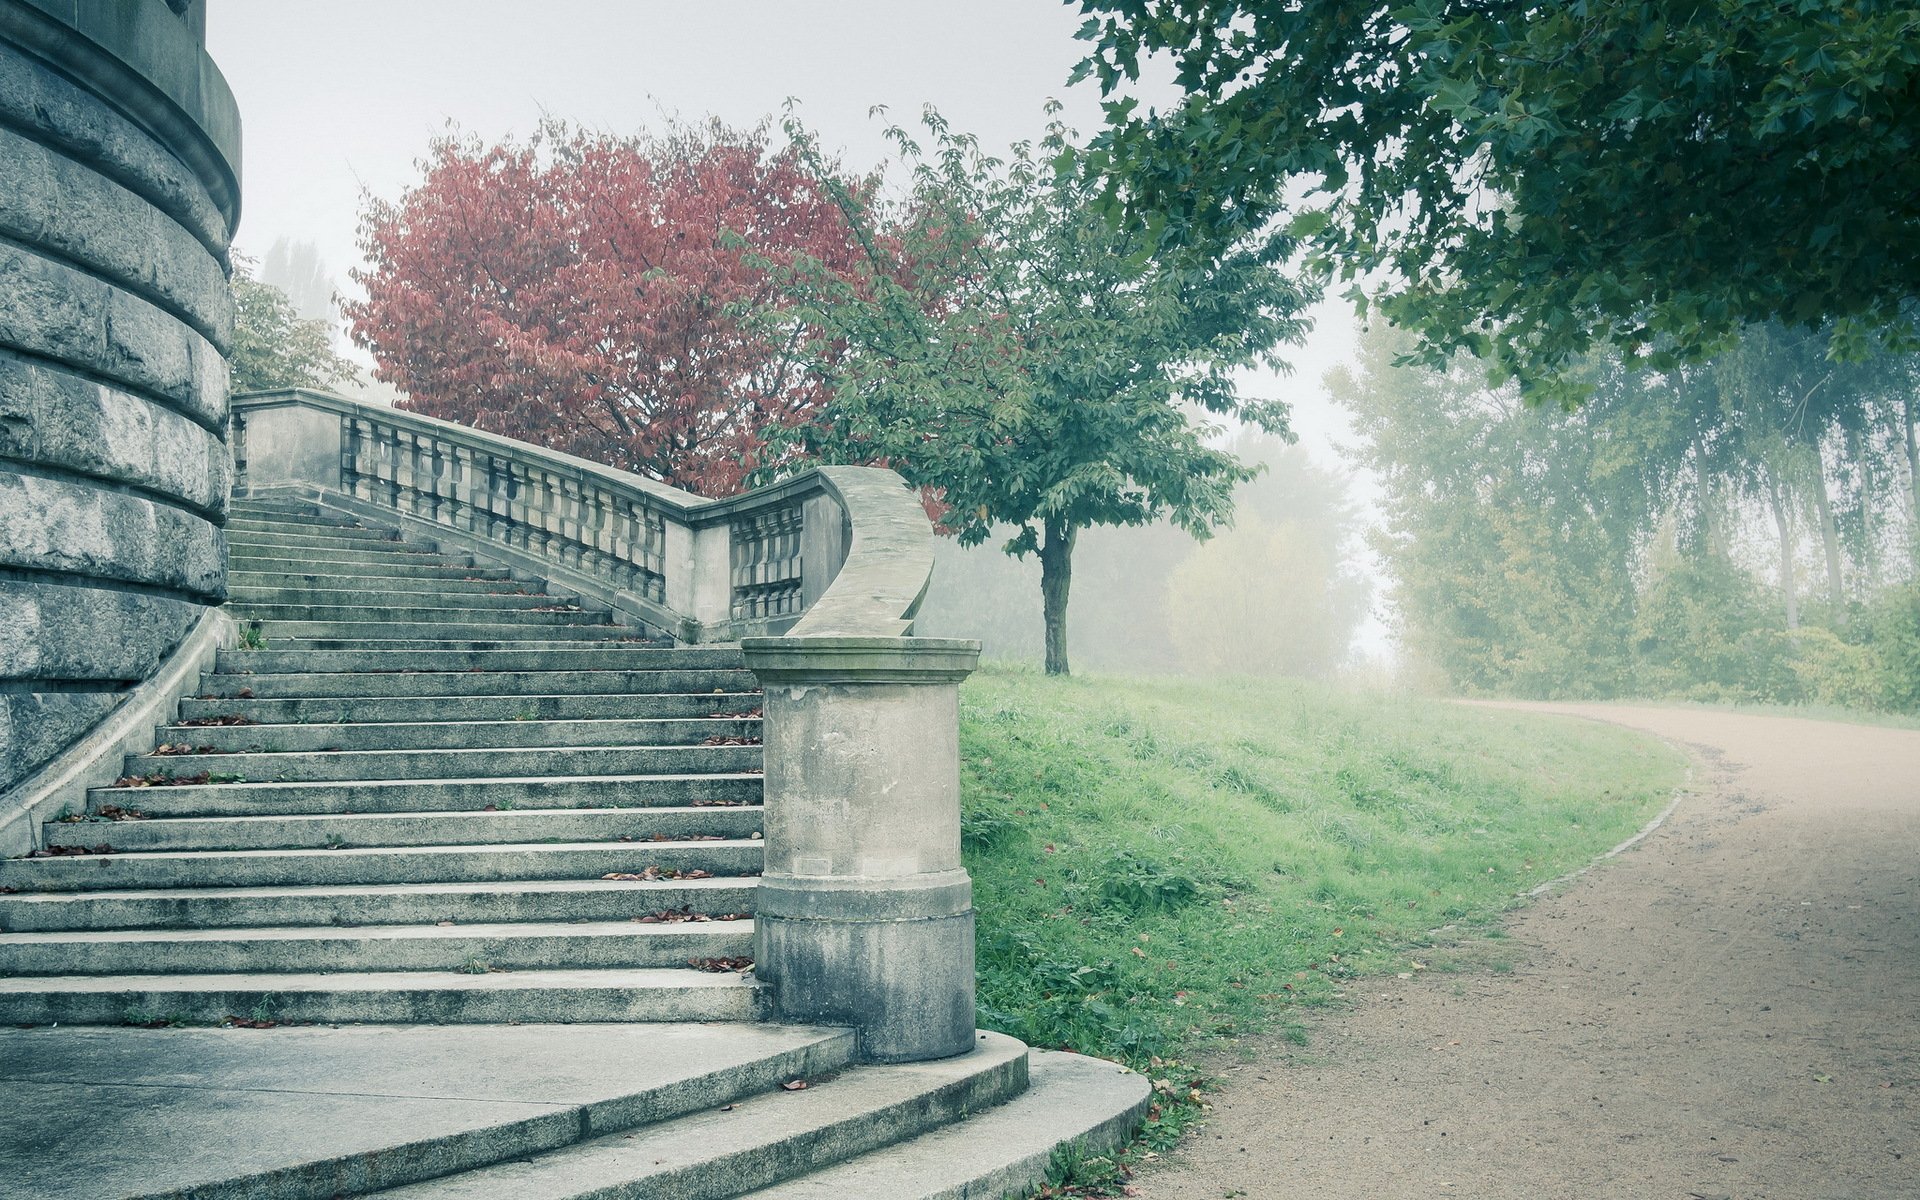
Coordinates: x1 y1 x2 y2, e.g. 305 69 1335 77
781 1079 808 1091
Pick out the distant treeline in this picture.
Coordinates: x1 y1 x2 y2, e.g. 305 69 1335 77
1343 324 1920 713
916 435 1371 680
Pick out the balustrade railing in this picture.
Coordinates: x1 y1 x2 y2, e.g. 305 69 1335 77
228 389 857 642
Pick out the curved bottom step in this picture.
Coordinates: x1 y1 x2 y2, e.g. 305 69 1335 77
743 1050 1151 1199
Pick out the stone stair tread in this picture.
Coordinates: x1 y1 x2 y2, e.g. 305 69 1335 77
44 805 762 852
741 1051 1153 1200
0 874 757 905
0 966 761 998
0 917 754 946
364 1032 1030 1200
7 836 763 864
0 1023 854 1200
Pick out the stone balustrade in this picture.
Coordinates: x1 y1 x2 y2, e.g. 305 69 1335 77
232 388 982 1061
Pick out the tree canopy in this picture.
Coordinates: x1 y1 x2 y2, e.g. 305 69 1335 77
765 108 1310 674
1074 1 1920 399
346 120 870 495
229 257 357 394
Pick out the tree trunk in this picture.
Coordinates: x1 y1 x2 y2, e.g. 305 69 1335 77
1904 391 1920 537
1809 454 1846 626
1768 476 1800 630
1848 425 1879 590
1693 439 1720 557
1039 521 1076 677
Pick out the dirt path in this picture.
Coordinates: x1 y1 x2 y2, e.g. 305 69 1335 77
1130 704 1920 1200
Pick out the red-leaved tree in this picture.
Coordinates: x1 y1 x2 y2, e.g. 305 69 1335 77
346 120 871 495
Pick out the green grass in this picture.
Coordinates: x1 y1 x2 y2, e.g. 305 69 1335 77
960 665 1685 1074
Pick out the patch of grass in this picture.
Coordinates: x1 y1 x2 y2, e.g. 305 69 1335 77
962 664 1683 1072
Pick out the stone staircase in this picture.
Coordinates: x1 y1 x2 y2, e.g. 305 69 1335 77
0 496 1148 1199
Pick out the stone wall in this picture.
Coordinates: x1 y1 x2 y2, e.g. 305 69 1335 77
0 0 239 793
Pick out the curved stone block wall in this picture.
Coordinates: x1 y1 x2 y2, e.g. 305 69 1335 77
0 0 239 793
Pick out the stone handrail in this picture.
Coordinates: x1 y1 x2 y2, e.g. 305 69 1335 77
229 388 925 643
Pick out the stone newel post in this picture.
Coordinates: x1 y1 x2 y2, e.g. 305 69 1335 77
742 635 982 1063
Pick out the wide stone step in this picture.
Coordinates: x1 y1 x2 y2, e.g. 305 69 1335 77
228 556 496 581
90 772 762 818
0 919 756 976
366 1033 1029 1200
47 803 762 852
0 966 768 1026
270 638 668 653
195 667 758 698
121 743 759 784
227 513 397 535
226 524 411 547
226 541 458 564
741 1051 1151 1200
230 570 521 592
217 647 745 674
0 875 759 932
153 716 761 754
252 624 642 645
0 839 763 892
228 588 554 610
233 603 607 624
176 691 762 725
0 1023 857 1200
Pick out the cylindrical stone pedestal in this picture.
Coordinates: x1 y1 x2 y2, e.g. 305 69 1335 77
741 635 982 1063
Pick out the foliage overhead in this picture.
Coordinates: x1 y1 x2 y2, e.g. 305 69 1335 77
347 119 871 495
229 256 357 395
763 106 1311 673
1074 1 1920 400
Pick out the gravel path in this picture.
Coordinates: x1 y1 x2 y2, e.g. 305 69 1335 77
1131 704 1920 1200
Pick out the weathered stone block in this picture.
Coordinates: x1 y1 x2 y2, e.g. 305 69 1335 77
0 692 123 798
0 48 230 252
0 352 229 512
0 580 200 680
0 473 223 600
0 125 232 346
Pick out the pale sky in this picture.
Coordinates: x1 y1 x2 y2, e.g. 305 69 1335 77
205 0 1361 457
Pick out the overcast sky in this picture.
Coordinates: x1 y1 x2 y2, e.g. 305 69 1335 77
205 0 1362 459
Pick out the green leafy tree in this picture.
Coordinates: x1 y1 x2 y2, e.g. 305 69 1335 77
766 108 1310 674
1074 1 1920 399
229 256 357 394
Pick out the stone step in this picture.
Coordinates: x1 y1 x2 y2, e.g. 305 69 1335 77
366 1033 1029 1200
226 523 411 547
177 691 762 725
232 602 606 623
47 804 762 852
231 545 470 568
269 638 668 653
90 772 762 818
228 587 555 610
741 1051 1151 1200
195 667 758 698
0 966 768 1026
252 623 640 645
227 512 393 533
229 570 522 593
0 1024 858 1200
0 875 759 932
153 716 761 754
0 918 756 976
0 839 763 892
216 646 745 674
121 743 759 784
228 557 497 581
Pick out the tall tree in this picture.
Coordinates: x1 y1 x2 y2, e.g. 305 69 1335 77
1074 1 1920 400
229 256 358 394
765 108 1310 674
347 119 870 496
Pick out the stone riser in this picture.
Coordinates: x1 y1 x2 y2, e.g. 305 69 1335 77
229 571 525 594
0 840 764 892
228 590 558 611
0 919 755 976
216 647 745 673
230 545 461 567
176 692 763 725
151 716 761 754
122 743 760 783
89 773 763 818
194 668 759 698
46 803 763 852
228 557 499 580
235 605 612 625
0 969 769 1027
0 877 761 932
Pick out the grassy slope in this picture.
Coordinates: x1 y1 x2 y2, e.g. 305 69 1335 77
960 666 1686 1071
